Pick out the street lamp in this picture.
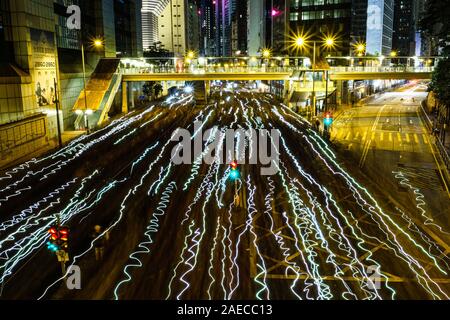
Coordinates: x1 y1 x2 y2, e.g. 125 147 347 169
356 44 365 53
294 35 335 119
94 39 103 47
80 37 103 132
389 51 397 67
296 37 305 47
325 38 334 47
262 49 272 59
186 50 195 60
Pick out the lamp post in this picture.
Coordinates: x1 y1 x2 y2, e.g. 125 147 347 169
79 38 103 133
390 51 397 67
262 49 272 92
295 36 335 119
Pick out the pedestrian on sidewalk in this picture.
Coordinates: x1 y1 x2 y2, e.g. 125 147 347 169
92 225 109 261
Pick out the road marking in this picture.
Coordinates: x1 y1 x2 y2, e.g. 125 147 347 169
414 133 419 144
397 132 402 142
345 132 351 140
423 135 429 144
355 132 361 140
405 133 410 143
359 105 386 168
380 132 384 142
389 132 393 142
362 131 367 141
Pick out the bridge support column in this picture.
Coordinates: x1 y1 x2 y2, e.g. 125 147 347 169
129 82 135 110
122 81 128 114
162 81 168 95
204 80 210 103
283 80 291 103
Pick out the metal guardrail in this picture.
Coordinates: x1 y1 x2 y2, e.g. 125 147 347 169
436 138 450 170
331 66 434 73
0 114 47 159
419 103 450 170
118 61 435 76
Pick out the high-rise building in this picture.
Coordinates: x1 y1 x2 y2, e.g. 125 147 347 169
199 0 216 56
187 1 200 52
159 0 193 56
416 0 438 56
197 0 246 57
142 0 170 51
231 0 248 55
365 0 394 55
115 0 143 57
248 0 266 56
351 0 369 44
350 0 395 56
214 0 232 56
392 0 415 56
289 0 353 56
265 0 289 55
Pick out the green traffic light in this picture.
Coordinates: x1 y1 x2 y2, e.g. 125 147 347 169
229 169 239 180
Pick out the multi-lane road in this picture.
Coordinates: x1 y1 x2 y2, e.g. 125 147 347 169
0 87 449 300
331 83 450 226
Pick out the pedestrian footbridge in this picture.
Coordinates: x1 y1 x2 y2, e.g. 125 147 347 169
72 57 436 127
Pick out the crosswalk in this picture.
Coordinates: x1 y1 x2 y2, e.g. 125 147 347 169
333 130 429 145
395 164 445 191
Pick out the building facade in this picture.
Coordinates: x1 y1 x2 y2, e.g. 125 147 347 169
158 0 188 56
0 0 142 168
365 0 394 56
231 0 248 55
392 0 415 56
248 0 266 56
199 0 216 56
187 0 200 52
142 0 170 51
289 0 353 56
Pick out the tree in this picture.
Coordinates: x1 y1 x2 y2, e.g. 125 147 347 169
419 0 450 56
420 0 450 145
154 83 163 98
429 59 450 105
428 58 450 144
143 81 155 100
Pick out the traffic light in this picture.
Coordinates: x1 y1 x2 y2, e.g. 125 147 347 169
323 112 333 127
47 225 70 252
47 226 60 252
229 160 240 180
59 227 69 249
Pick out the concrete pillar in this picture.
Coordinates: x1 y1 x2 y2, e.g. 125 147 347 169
129 82 135 110
283 80 291 104
204 80 210 103
162 81 168 96
284 80 291 95
122 81 128 113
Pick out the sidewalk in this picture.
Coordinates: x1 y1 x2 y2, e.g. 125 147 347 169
0 131 85 171
419 104 450 189
427 112 450 154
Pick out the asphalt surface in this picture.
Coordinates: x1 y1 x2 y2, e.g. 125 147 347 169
1 87 449 300
331 84 450 227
